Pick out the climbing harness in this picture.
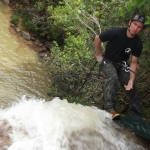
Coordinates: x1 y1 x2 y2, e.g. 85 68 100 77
73 59 137 103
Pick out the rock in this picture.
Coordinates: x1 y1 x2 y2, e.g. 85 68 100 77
30 32 37 40
44 41 52 50
21 31 31 40
15 27 21 33
34 39 43 47
3 0 9 5
38 52 47 58
39 46 47 52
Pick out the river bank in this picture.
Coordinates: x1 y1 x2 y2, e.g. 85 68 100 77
2 0 51 62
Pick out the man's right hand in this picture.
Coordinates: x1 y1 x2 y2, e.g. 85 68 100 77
95 55 103 63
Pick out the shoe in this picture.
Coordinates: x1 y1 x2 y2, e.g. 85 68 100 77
109 110 120 120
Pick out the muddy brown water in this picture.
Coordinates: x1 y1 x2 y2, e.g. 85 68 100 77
0 2 51 108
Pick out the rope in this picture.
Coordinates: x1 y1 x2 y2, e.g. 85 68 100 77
72 61 97 102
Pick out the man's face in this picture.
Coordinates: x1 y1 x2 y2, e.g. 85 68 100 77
129 20 144 35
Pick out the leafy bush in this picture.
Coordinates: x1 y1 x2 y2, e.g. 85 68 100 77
11 12 20 25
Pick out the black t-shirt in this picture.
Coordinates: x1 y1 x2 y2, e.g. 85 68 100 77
99 27 143 62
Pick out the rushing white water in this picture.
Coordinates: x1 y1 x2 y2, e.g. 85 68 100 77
0 96 147 150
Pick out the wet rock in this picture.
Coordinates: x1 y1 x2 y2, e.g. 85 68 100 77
34 39 43 47
10 24 15 27
44 41 52 50
10 24 20 34
3 0 9 5
39 46 47 52
11 25 51 59
21 31 31 41
15 27 21 33
38 52 47 58
30 32 37 41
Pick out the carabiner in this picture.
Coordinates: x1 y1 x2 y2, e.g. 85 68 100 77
122 61 130 72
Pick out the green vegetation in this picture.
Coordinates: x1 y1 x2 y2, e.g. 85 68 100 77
10 0 150 118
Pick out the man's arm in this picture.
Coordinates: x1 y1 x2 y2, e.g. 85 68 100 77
94 35 103 63
94 35 103 56
124 55 138 90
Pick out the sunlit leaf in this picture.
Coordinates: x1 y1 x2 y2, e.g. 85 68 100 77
119 7 124 17
125 1 132 11
137 0 147 8
145 20 150 25
130 0 138 6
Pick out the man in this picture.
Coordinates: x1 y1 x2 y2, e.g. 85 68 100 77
94 13 147 120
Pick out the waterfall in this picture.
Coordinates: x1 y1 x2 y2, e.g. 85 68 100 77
0 96 147 150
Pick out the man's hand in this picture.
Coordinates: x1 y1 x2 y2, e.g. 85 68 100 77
124 80 133 90
95 54 103 63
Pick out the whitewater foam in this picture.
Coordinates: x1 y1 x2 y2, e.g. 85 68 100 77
0 96 146 150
